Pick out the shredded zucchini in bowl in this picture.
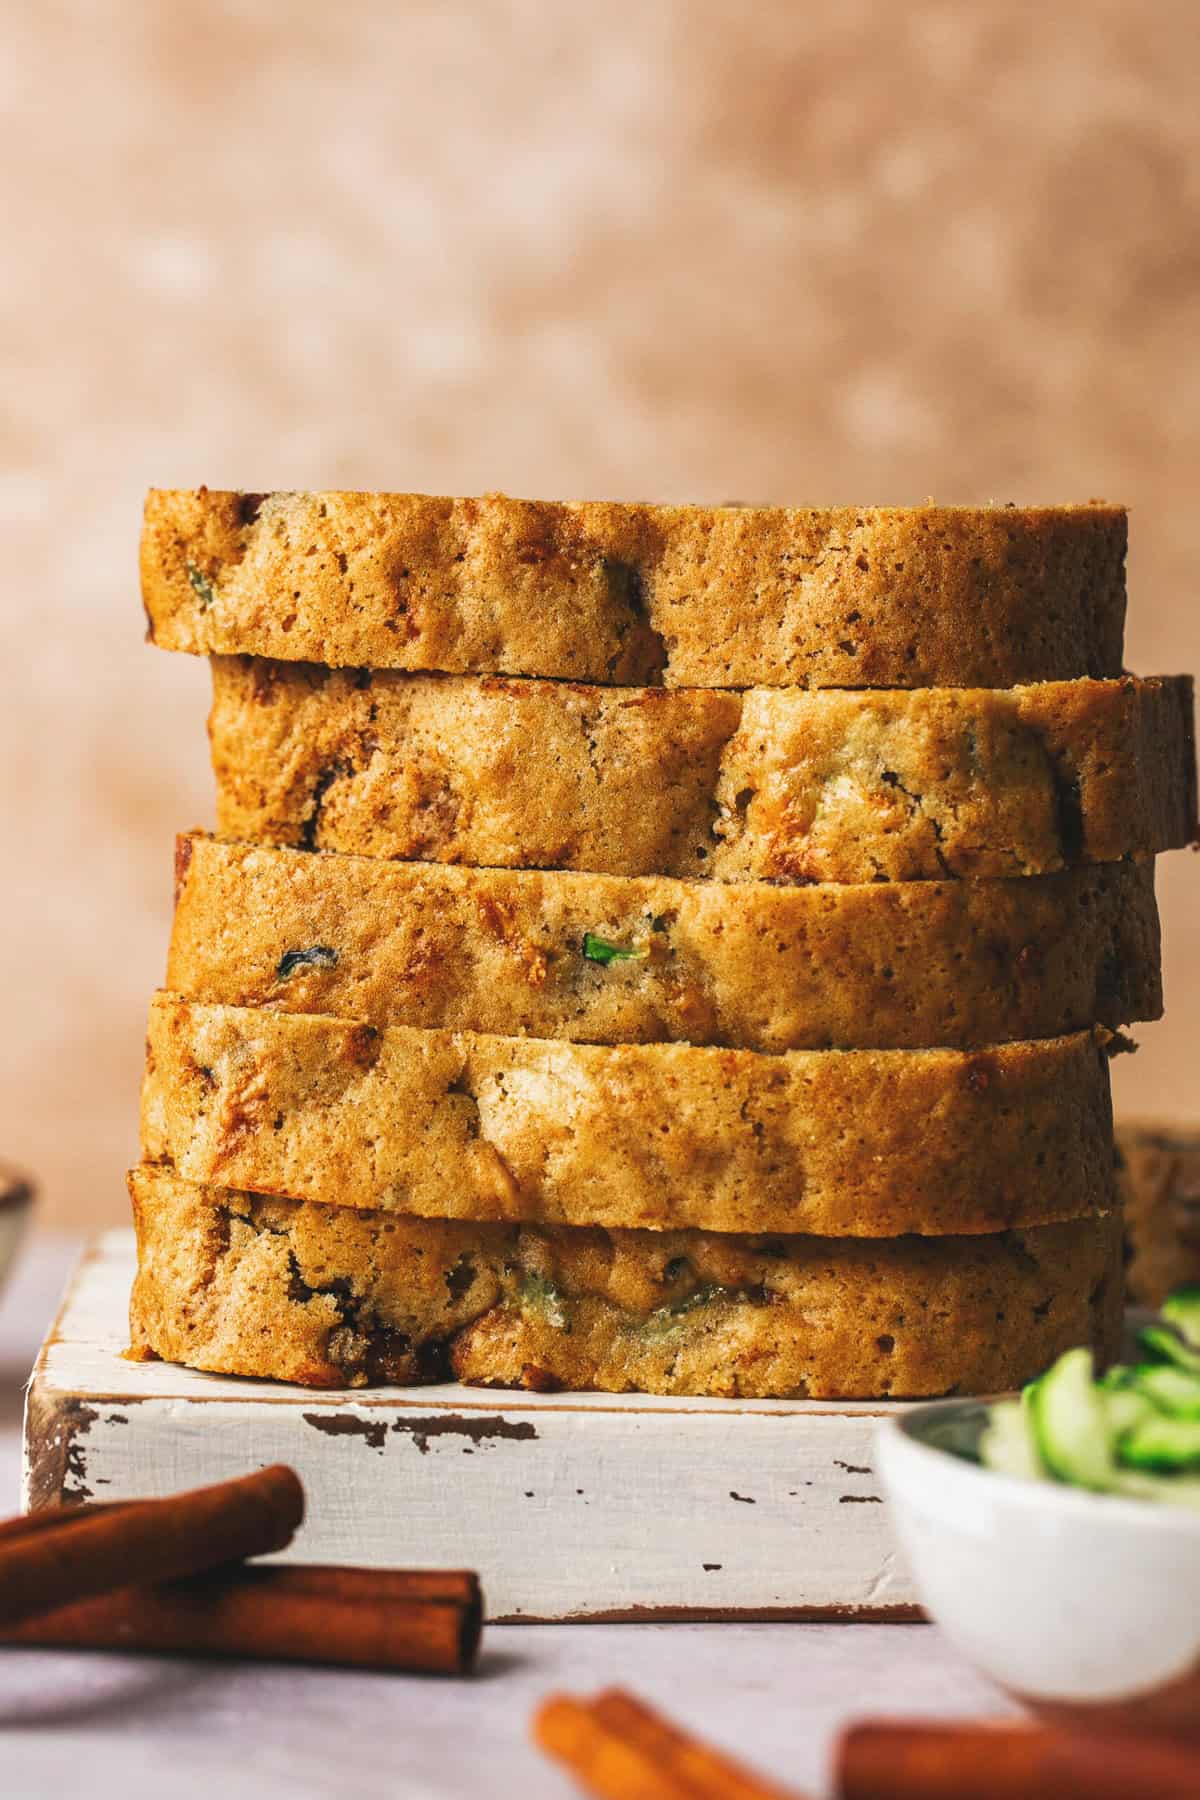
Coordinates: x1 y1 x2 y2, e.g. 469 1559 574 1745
980 1285 1200 1509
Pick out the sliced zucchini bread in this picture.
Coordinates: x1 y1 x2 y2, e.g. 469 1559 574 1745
143 491 1127 690
142 994 1117 1237
171 834 1162 1051
209 660 1196 882
129 1166 1123 1399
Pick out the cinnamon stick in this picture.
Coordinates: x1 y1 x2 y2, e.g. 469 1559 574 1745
1 1564 481 1675
0 1466 304 1629
0 1501 129 1544
534 1688 802 1799
837 1721 1200 1800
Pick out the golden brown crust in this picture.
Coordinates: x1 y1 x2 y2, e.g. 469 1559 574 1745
128 1167 1124 1399
142 490 1128 690
1116 1121 1200 1307
210 660 1197 882
140 994 1116 1237
170 834 1163 1052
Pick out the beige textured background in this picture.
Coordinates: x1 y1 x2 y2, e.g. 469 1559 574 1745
1 2 1197 1228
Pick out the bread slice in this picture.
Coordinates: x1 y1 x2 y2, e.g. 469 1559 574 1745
170 834 1162 1052
128 1167 1123 1398
141 994 1115 1237
210 660 1197 883
1116 1121 1200 1307
142 490 1127 690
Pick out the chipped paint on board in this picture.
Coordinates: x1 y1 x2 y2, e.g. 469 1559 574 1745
24 1393 100 1508
302 1412 388 1450
302 1411 539 1455
387 1413 538 1454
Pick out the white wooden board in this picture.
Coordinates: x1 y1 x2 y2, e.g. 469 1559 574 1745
23 1232 922 1622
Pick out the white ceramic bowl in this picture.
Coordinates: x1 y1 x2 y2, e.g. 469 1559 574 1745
877 1401 1200 1732
0 1164 33 1296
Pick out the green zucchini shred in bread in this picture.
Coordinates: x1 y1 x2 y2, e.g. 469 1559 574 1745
518 1272 571 1332
127 1167 1123 1398
978 1291 1200 1508
274 944 338 981
184 561 217 610
581 932 648 966
207 660 1198 883
141 490 1129 690
168 835 1164 1053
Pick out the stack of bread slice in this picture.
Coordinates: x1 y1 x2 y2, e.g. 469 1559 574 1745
129 493 1198 1398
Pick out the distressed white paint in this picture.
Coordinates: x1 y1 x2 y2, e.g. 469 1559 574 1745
23 1232 920 1621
